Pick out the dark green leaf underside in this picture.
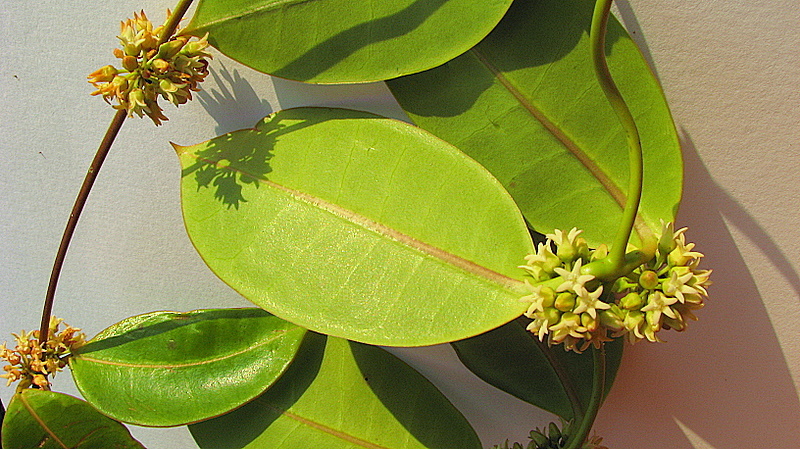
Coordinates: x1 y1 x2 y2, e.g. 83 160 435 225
387 0 682 247
190 333 482 449
452 318 623 420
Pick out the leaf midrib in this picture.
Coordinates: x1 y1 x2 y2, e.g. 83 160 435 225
265 402 394 449
19 393 68 449
76 328 293 369
178 147 527 294
469 47 650 240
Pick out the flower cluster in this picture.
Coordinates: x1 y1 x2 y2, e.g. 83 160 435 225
606 221 711 343
492 421 607 449
88 10 211 125
519 228 611 352
1 317 85 392
519 223 710 351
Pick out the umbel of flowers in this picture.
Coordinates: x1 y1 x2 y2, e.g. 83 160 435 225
1 317 85 392
87 11 211 125
520 222 710 352
493 420 607 449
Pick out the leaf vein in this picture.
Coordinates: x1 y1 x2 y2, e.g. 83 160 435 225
19 393 69 449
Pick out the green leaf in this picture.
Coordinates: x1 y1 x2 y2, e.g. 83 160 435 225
190 333 482 449
1 390 145 449
70 308 306 427
451 318 623 421
387 0 682 247
175 107 534 346
184 0 514 84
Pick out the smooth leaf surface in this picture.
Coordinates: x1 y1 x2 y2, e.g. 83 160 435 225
175 107 534 346
451 318 622 420
387 0 682 247
1 390 145 449
185 0 514 83
190 333 482 449
70 308 306 427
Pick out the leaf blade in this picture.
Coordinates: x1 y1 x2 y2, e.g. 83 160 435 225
176 107 534 346
1 390 145 449
189 334 482 449
70 308 306 427
184 0 515 83
387 0 682 247
451 318 623 421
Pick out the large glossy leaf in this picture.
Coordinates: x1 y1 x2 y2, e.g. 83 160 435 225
387 0 682 248
1 390 144 449
70 308 306 427
451 318 622 421
174 107 534 346
184 0 514 84
190 333 482 449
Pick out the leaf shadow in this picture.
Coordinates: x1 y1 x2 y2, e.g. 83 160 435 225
189 332 327 449
273 0 450 82
596 131 800 448
350 341 483 449
388 0 623 118
75 309 272 355
196 63 273 136
179 125 277 210
180 108 379 209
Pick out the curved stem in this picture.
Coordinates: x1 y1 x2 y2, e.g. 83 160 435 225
591 0 643 272
38 110 127 342
532 334 585 420
564 345 606 449
38 0 196 344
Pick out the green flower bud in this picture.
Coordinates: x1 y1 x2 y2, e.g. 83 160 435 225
157 39 185 59
539 286 556 309
638 270 660 290
620 291 644 310
529 431 549 447
599 307 625 332
658 220 677 255
554 292 576 312
548 422 562 443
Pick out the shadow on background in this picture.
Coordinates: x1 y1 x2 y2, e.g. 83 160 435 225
597 132 800 448
197 63 273 136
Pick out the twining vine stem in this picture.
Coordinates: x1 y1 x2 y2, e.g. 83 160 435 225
37 0 196 344
564 346 606 449
590 0 644 274
562 0 639 445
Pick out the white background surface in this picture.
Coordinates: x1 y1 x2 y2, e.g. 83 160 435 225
1 1 799 448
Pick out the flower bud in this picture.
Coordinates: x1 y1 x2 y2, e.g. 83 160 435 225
554 292 575 312
620 291 644 310
157 39 185 59
638 270 659 290
529 430 548 447
599 307 625 332
581 313 597 332
122 55 139 72
658 220 677 254
548 422 562 443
